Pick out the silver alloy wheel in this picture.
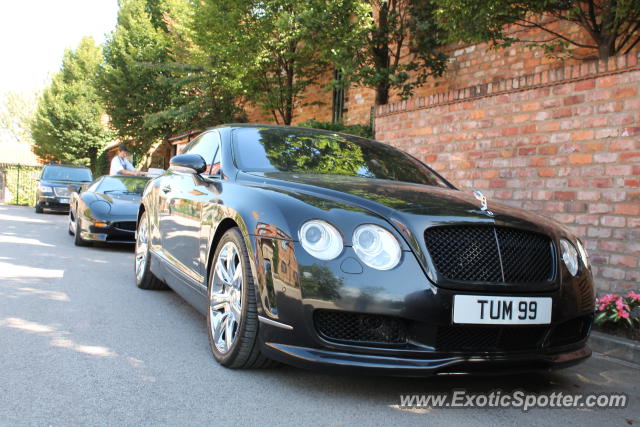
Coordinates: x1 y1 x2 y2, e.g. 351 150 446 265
68 210 75 234
209 242 243 354
135 216 148 282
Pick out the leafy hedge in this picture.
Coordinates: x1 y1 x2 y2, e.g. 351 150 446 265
1 165 42 206
297 119 373 139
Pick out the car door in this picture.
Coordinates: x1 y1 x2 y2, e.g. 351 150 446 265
159 131 221 285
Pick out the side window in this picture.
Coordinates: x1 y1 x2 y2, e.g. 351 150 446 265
184 131 221 174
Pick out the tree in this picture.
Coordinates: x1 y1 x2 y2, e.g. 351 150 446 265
191 0 372 125
31 37 112 171
0 91 39 145
348 0 449 106
98 0 177 156
99 0 241 156
434 0 640 60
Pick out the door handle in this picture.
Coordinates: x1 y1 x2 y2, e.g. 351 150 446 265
162 184 171 193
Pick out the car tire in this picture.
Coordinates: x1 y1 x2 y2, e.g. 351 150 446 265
35 203 43 214
73 215 90 247
207 228 273 369
134 211 167 290
68 210 74 236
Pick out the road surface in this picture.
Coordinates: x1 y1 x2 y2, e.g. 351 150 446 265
0 204 638 426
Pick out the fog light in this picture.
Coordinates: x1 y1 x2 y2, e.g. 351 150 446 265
94 221 108 228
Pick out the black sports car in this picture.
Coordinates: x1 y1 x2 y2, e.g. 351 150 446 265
135 124 594 375
35 164 93 213
69 175 149 246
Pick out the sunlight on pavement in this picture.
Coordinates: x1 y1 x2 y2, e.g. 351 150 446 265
0 212 48 224
14 287 70 302
0 317 116 358
0 234 55 247
0 261 63 279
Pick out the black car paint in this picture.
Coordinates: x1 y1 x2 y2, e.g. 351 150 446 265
140 124 594 375
70 176 147 243
36 164 93 212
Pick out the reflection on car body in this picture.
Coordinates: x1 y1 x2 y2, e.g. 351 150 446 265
134 124 594 375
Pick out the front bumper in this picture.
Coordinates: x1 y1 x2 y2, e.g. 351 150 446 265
253 239 595 375
80 222 136 243
262 340 591 376
37 196 70 211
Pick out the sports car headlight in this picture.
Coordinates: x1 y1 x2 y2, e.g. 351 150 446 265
89 200 111 217
560 238 579 276
576 239 589 269
299 220 343 260
38 184 53 193
352 224 401 270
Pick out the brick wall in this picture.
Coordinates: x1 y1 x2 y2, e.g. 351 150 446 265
375 51 640 294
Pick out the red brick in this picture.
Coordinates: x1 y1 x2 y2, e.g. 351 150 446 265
554 191 575 201
610 255 638 268
569 154 592 164
615 204 640 216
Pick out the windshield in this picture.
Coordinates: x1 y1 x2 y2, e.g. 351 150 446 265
42 166 92 182
232 128 449 187
96 176 148 195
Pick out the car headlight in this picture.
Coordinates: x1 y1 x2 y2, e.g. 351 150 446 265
38 184 53 193
299 220 343 260
352 224 401 270
560 238 579 276
576 239 589 269
89 200 111 217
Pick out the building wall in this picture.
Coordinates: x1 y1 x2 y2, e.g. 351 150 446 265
375 51 640 294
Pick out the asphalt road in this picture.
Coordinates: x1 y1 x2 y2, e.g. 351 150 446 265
0 204 638 426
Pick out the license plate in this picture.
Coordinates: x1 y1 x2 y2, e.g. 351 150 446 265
453 295 552 325
59 198 69 204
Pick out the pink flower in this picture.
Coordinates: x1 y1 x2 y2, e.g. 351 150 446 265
598 304 606 311
627 291 640 302
615 297 626 311
618 309 630 319
598 294 617 305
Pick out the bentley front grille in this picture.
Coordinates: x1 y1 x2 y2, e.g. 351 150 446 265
424 225 554 284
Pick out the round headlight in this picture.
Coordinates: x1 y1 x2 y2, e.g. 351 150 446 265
576 239 589 269
299 220 343 260
38 184 53 193
352 224 401 270
89 200 111 217
560 238 579 276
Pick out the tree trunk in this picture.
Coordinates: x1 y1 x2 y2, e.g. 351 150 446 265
373 1 391 105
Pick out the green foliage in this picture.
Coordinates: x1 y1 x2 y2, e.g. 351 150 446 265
434 0 640 60
98 0 177 156
0 91 39 145
31 37 112 173
99 0 241 156
191 0 372 125
1 165 42 206
595 292 640 328
297 119 373 138
345 0 449 105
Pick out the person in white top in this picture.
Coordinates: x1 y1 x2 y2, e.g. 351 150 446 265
110 144 144 176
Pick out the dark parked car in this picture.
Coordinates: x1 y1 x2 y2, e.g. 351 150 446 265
135 124 594 375
35 164 93 213
69 175 149 246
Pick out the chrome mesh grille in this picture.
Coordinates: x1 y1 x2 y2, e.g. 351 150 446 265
424 225 554 283
53 187 71 197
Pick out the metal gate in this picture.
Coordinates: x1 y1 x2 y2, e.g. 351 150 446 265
0 163 43 206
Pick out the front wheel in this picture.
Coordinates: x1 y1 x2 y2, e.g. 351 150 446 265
134 211 167 290
207 228 272 368
73 214 89 247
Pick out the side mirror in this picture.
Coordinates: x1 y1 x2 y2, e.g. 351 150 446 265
67 184 81 193
169 154 207 174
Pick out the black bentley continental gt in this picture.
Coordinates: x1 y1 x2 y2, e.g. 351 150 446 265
69 175 149 246
135 124 594 375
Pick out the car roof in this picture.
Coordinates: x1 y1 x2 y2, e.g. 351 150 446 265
44 163 90 169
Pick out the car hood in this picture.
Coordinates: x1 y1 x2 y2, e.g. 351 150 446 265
89 192 142 217
241 171 569 263
42 179 91 187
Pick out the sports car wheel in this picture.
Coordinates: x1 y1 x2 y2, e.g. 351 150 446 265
207 228 271 368
135 211 167 290
35 203 43 214
73 215 89 247
68 210 75 236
